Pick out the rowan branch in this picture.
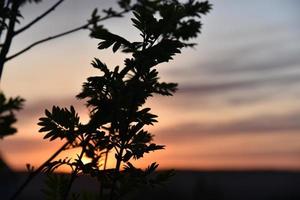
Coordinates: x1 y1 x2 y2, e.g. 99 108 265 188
5 9 129 62
14 0 65 36
6 23 88 61
62 143 86 200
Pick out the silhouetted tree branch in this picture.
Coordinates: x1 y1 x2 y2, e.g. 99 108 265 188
9 141 70 200
0 0 130 146
5 9 129 62
6 24 87 61
6 1 212 200
9 1 211 200
0 0 130 80
0 1 21 79
14 0 65 35
0 92 24 138
62 141 86 200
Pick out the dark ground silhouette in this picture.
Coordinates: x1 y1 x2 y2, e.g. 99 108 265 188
1 169 300 200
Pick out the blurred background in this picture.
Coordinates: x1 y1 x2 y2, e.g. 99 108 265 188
0 0 300 173
1 0 300 199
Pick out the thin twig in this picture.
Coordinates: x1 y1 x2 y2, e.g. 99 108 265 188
99 150 109 198
5 23 88 61
5 9 129 62
109 142 125 200
103 150 109 170
62 145 85 200
9 141 70 200
14 0 65 35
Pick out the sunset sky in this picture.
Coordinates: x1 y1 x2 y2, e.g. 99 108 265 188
1 0 300 171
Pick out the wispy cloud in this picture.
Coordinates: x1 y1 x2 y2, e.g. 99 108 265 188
178 72 300 95
0 137 56 153
16 97 87 126
158 111 300 142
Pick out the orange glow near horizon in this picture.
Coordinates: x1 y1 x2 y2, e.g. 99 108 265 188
1 119 300 172
1 92 300 172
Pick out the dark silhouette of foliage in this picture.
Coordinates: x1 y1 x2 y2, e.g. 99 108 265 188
0 92 24 139
0 0 135 80
0 0 134 143
0 0 151 143
9 0 211 199
0 0 134 173
42 174 70 200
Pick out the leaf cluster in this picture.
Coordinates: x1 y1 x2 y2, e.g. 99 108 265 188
0 0 23 32
87 0 135 32
36 1 211 199
114 162 174 198
38 106 80 142
0 92 24 139
42 174 70 200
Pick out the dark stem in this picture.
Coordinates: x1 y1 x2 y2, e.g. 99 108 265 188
9 141 70 200
62 144 86 200
115 147 124 172
109 142 125 200
103 150 109 170
0 1 19 80
99 152 108 199
99 152 107 199
99 126 114 199
0 1 5 40
108 65 143 200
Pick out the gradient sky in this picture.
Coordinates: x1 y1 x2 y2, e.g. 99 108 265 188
1 0 300 171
